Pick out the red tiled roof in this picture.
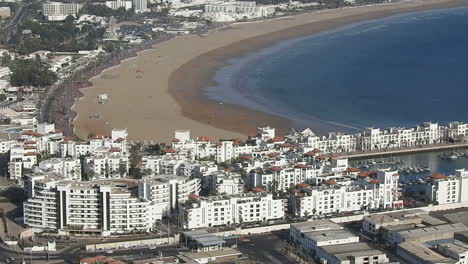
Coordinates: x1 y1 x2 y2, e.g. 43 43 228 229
294 164 306 169
22 131 43 137
324 180 336 185
225 168 234 172
24 146 36 150
171 138 180 142
24 141 36 145
54 129 63 133
188 193 200 199
304 151 315 157
267 152 279 157
297 183 310 188
115 137 125 142
270 166 282 171
371 179 381 184
347 167 360 173
25 152 37 156
272 136 285 142
358 171 370 178
282 143 294 148
251 187 266 193
197 136 211 142
431 173 446 179
165 149 177 153
110 147 121 152
316 155 328 160
242 155 253 160
393 173 400 177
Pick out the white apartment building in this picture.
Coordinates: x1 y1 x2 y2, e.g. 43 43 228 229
182 192 285 229
290 169 402 217
39 157 81 180
200 171 243 195
204 1 274 22
424 169 468 205
357 122 442 151
216 140 254 163
247 164 323 192
42 2 83 21
290 184 374 217
138 175 200 220
84 152 129 179
305 132 357 154
447 121 468 141
132 0 148 13
24 176 152 236
60 128 128 158
0 136 18 154
8 143 37 180
105 0 132 10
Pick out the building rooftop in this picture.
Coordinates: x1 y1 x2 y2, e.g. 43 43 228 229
437 240 468 255
320 243 386 260
398 241 455 264
398 223 468 240
304 229 357 242
183 230 226 247
141 175 187 184
181 248 241 260
364 209 427 225
291 220 342 233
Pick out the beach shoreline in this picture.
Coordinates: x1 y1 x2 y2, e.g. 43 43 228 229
71 0 468 143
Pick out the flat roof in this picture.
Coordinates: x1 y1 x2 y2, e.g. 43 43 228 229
364 209 427 225
291 220 342 232
183 230 226 247
304 229 357 242
398 223 468 240
437 240 468 255
181 248 241 259
398 241 455 264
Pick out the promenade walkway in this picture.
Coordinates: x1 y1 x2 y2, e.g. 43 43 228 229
339 142 468 159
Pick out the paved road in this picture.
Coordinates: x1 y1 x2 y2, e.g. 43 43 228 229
230 231 297 264
1 231 297 263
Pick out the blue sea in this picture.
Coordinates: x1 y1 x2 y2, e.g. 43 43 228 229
205 6 468 135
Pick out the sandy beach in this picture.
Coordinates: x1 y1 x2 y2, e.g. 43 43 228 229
71 0 468 143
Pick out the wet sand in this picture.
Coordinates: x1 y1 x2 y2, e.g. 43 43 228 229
71 0 468 142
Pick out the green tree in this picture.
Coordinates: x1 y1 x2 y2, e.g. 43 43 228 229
10 59 57 87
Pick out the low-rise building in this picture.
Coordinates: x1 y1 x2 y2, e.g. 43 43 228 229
316 243 390 264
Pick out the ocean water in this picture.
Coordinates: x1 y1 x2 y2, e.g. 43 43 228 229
205 7 468 134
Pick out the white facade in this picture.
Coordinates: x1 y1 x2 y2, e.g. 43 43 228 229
424 169 468 205
105 0 132 10
204 1 275 22
357 122 442 151
132 0 148 13
182 193 285 229
290 169 402 217
23 176 152 236
42 2 83 21
39 158 81 180
138 175 200 221
84 152 129 179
